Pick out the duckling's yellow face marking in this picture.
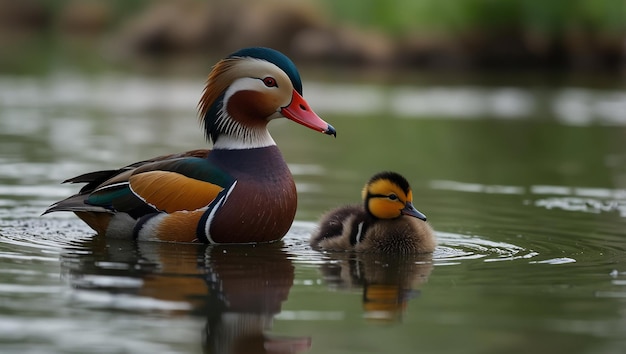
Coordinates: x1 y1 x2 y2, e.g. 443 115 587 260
363 178 412 219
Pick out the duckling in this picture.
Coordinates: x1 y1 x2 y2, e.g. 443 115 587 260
310 172 436 254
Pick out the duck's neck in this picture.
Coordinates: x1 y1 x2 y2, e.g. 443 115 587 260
211 129 276 150
208 145 289 178
206 103 277 149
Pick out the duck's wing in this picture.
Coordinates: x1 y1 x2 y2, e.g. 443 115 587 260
64 149 211 194
44 149 234 218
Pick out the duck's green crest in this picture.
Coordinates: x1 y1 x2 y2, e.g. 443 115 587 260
229 47 303 94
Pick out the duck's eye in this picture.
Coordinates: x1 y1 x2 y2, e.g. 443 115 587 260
262 77 277 87
388 194 398 201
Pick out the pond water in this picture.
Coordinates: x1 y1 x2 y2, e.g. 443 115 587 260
1 71 626 354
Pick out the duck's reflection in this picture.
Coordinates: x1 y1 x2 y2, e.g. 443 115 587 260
317 252 434 322
61 236 311 354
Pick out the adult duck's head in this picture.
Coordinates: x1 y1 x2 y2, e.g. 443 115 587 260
199 47 336 149
362 171 428 221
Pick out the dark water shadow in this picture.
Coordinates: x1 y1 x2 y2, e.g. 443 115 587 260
60 236 311 354
314 251 434 323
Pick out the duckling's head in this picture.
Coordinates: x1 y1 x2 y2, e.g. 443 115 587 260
199 47 335 149
362 172 427 221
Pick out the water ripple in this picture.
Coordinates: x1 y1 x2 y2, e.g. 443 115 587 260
0 218 598 269
434 231 540 264
0 219 94 251
287 222 545 266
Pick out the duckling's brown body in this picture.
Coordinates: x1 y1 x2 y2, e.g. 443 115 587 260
310 172 436 254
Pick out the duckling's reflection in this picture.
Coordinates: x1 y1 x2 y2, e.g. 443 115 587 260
61 236 311 354
317 252 434 322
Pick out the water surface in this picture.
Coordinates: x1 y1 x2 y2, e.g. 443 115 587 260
1 72 626 354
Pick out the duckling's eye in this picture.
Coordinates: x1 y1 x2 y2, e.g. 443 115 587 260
388 194 398 201
262 77 277 87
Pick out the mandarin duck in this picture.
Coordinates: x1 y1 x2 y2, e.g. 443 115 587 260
310 172 436 253
44 47 336 243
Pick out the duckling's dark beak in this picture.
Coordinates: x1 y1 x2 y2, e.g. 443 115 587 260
402 202 427 221
281 89 336 137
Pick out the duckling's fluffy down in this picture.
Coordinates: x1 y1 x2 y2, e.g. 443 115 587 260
310 205 436 254
355 217 436 254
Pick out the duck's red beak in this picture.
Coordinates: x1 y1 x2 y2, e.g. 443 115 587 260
281 90 336 137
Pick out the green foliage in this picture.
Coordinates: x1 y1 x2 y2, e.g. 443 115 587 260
321 0 625 35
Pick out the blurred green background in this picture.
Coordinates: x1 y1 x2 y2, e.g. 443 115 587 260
0 0 624 75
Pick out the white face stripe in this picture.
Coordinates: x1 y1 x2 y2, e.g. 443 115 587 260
223 77 289 109
223 77 265 103
222 58 293 109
